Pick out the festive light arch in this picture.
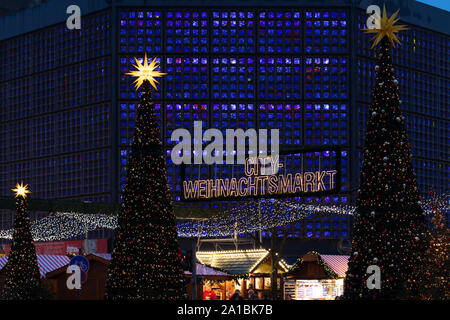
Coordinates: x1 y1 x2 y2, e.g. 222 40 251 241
0 195 447 241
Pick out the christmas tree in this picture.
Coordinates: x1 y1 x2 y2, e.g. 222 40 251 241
105 54 187 300
344 7 430 299
421 191 449 299
2 183 42 300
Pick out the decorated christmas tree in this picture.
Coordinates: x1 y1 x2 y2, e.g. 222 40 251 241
420 191 449 299
2 183 41 300
344 7 430 299
105 54 187 300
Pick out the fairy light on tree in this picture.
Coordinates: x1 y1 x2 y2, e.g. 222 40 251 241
105 54 186 300
344 6 430 299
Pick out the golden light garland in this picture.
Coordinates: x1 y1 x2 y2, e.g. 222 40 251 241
0 195 446 241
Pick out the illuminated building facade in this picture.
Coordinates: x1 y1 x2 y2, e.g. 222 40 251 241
0 0 448 242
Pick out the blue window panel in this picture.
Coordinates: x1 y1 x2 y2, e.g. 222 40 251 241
258 57 301 99
305 10 347 53
166 57 208 99
258 11 301 53
212 11 255 53
212 58 254 99
166 11 208 53
120 10 162 53
305 57 347 99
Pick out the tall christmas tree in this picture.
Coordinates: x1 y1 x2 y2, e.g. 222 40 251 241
344 7 430 299
105 54 187 299
2 183 41 300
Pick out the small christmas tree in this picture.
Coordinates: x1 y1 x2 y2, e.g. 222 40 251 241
105 54 186 300
2 183 41 300
344 7 430 299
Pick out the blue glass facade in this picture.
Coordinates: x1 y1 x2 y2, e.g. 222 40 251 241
0 1 448 240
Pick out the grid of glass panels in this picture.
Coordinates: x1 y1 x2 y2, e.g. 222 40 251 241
0 11 112 208
117 7 353 239
304 103 348 146
212 11 255 53
258 11 301 53
305 10 348 54
166 11 208 53
166 57 208 99
258 57 301 99
289 215 350 239
304 57 348 99
120 11 162 54
0 12 110 83
1 57 111 122
212 57 255 99
258 103 301 145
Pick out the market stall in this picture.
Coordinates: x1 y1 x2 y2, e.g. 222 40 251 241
284 251 349 300
185 263 232 300
197 249 289 299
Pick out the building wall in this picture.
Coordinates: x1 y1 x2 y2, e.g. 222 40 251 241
0 9 113 232
0 1 448 238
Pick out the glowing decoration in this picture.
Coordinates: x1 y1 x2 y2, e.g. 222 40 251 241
362 5 408 48
12 182 31 199
182 155 338 201
125 53 166 90
0 195 446 242
196 249 290 275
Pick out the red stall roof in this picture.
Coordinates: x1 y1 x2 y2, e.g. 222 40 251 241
320 255 349 278
0 254 70 278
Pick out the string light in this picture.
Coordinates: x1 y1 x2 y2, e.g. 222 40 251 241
0 195 445 242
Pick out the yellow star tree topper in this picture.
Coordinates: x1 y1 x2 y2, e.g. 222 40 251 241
126 53 167 91
362 5 408 48
12 182 31 198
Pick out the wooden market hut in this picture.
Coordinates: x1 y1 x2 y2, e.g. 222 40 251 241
196 249 289 299
40 253 231 300
283 251 349 300
43 253 110 300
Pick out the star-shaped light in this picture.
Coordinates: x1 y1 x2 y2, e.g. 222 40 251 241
362 5 408 48
125 53 167 91
12 182 31 198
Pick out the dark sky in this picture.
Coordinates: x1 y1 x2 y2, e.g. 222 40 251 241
0 0 51 17
0 0 447 18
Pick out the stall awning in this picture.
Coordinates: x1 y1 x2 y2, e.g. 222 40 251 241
197 249 288 275
197 249 268 275
184 263 230 276
320 255 349 278
0 254 70 278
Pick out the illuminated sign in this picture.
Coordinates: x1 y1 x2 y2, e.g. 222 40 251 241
181 146 341 201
